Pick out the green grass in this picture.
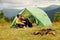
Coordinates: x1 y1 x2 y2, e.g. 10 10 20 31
0 23 60 40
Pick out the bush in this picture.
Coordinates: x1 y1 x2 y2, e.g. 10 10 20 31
0 10 4 18
4 17 10 22
54 12 60 22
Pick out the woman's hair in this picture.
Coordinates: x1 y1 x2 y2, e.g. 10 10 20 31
17 14 20 17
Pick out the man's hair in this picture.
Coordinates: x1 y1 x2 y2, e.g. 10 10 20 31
17 14 20 17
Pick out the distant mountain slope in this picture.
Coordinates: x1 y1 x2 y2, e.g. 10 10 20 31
41 5 60 11
3 9 22 19
40 5 60 21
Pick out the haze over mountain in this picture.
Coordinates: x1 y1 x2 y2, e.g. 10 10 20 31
3 9 22 19
41 5 60 11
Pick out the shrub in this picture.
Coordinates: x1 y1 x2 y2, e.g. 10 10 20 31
54 12 60 22
0 10 4 18
4 17 10 22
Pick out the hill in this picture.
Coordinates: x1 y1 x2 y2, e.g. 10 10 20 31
3 9 22 19
40 5 60 21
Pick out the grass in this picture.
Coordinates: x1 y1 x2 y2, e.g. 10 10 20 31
0 22 60 40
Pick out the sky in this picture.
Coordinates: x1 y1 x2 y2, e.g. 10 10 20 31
0 0 60 9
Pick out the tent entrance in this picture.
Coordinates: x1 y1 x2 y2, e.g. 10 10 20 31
28 15 36 23
20 9 36 24
20 9 44 26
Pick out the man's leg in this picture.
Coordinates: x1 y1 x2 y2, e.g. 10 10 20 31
28 22 33 27
25 19 33 27
24 19 29 27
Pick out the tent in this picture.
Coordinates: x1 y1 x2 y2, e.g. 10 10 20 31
10 7 52 28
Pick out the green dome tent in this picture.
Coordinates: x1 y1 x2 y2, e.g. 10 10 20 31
10 7 52 28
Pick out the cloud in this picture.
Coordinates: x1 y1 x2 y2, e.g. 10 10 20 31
0 0 60 9
0 0 32 4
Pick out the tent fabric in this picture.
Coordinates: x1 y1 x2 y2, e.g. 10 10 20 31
10 7 52 28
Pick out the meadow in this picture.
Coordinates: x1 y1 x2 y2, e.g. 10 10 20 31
0 22 60 40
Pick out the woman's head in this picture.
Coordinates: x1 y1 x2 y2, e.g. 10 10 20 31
17 14 25 20
17 14 22 18
17 14 20 18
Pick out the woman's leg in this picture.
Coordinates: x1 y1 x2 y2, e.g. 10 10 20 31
16 24 24 28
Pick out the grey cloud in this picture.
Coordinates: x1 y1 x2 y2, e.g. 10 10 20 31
0 0 60 9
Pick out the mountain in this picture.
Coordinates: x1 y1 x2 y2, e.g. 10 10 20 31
40 5 60 21
3 9 22 19
41 5 60 11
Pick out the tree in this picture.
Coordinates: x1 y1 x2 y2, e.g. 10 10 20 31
0 10 4 18
54 12 60 22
